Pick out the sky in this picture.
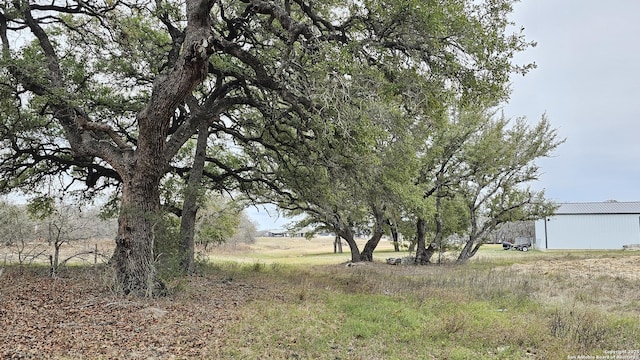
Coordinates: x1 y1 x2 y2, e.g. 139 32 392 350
503 0 640 204
6 2 635 231
250 1 640 230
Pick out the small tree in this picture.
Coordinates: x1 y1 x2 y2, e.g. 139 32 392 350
0 200 32 247
456 115 562 262
28 198 92 276
0 200 42 266
195 195 243 251
228 212 258 247
488 221 535 244
413 108 484 264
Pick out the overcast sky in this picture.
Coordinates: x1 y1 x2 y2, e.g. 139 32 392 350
250 1 640 230
504 0 640 203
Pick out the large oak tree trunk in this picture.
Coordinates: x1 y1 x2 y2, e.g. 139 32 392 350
111 173 166 296
108 0 213 295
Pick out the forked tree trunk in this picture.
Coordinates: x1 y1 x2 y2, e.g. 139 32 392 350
457 238 482 263
359 206 385 262
457 239 474 263
359 231 383 262
457 205 481 263
333 234 343 253
111 175 166 296
424 241 437 264
387 219 400 252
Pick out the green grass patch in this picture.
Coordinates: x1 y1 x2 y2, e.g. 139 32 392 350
201 239 640 359
206 258 640 359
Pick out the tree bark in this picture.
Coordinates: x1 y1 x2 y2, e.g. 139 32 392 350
414 217 426 264
457 238 483 263
359 232 382 261
111 173 166 296
359 206 386 262
336 225 360 262
433 194 444 264
52 242 61 277
387 219 400 252
333 234 343 253
457 203 480 263
108 0 214 295
178 122 208 274
457 239 474 263
414 217 437 264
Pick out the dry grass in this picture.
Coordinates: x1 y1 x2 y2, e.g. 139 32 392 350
207 235 397 264
205 245 640 359
1 238 113 267
3 237 640 359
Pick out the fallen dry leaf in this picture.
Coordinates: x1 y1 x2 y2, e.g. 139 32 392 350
0 266 267 359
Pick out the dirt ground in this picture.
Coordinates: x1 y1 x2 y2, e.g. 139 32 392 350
0 239 265 358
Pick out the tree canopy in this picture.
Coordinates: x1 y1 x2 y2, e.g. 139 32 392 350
1 0 543 295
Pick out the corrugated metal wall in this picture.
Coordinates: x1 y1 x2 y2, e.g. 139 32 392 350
535 214 640 249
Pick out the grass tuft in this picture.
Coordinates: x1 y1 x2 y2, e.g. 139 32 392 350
201 239 640 358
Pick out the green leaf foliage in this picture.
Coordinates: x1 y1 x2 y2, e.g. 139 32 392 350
195 194 243 247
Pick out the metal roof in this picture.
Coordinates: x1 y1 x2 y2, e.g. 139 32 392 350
556 202 640 215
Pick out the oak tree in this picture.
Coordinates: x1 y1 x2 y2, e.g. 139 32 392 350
455 114 562 262
1 0 534 294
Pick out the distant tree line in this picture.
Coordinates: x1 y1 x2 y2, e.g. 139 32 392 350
0 197 256 276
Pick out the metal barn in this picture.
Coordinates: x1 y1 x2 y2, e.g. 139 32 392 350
534 202 640 250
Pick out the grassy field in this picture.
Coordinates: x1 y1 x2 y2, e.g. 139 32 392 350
207 235 634 265
207 237 640 359
2 236 640 359
208 236 398 265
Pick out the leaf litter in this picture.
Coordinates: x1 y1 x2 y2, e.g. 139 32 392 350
0 266 265 359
